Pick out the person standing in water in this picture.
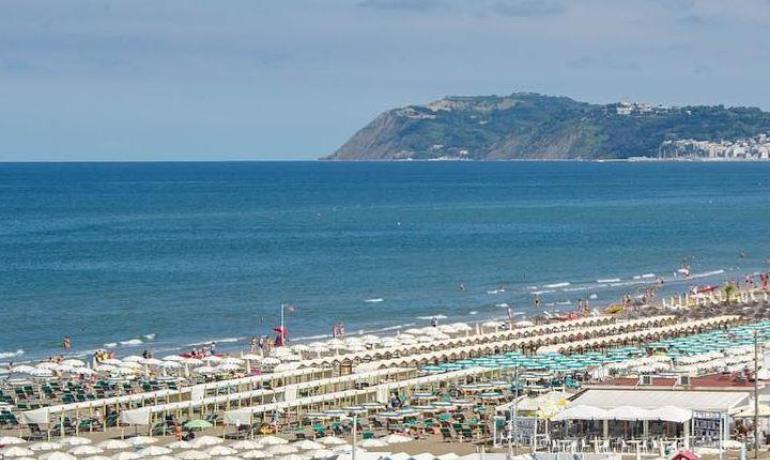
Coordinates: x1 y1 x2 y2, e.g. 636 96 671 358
534 296 541 309
63 336 72 351
430 316 438 327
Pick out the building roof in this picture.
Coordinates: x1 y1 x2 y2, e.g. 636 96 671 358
571 389 749 413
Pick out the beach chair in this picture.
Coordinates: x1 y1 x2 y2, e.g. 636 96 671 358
440 427 454 442
362 431 374 440
27 423 47 440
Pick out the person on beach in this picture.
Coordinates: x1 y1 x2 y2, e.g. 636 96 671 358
534 296 541 309
338 321 345 337
210 341 217 355
431 316 438 327
63 336 72 351
250 337 258 353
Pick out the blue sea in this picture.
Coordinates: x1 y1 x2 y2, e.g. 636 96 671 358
2 161 770 362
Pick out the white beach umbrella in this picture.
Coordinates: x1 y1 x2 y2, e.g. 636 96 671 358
102 359 123 365
241 354 263 361
291 344 310 353
126 437 158 447
29 368 54 377
61 436 92 447
202 356 222 363
83 456 113 460
195 366 217 374
113 367 137 375
136 446 172 457
219 357 243 365
215 363 241 372
261 357 281 366
122 355 144 363
112 453 142 460
96 441 131 451
310 450 335 460
257 436 287 446
30 442 62 452
36 362 60 370
121 361 143 369
151 457 177 460
176 450 210 460
290 440 322 451
228 441 262 451
267 445 297 456
273 363 300 372
190 436 223 448
163 355 185 361
140 358 164 366
382 434 411 444
276 455 309 460
38 452 75 460
68 446 104 456
94 364 117 372
206 446 237 457
75 367 96 376
214 457 241 460
61 359 86 367
317 437 346 447
240 451 272 459
159 361 182 369
183 358 204 366
331 444 353 453
165 441 194 450
40 453 77 460
358 439 388 448
10 365 36 373
0 436 27 445
1 447 34 458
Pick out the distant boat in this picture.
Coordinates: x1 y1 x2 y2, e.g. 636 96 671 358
364 298 384 303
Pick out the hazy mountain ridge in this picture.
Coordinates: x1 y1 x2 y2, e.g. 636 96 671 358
325 93 770 160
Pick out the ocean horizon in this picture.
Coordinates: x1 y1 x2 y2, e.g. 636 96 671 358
2 161 769 362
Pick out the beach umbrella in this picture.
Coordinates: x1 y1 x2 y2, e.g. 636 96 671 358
241 354 263 361
214 457 242 460
382 434 411 444
165 441 194 450
240 450 272 459
257 436 287 446
228 441 262 451
159 361 181 369
61 359 86 367
358 439 387 448
136 446 173 457
195 366 217 374
10 365 36 373
331 444 353 453
310 450 335 460
83 456 112 460
317 437 346 447
151 457 177 460
29 368 54 377
40 453 77 460
123 355 144 362
215 363 241 372
176 450 210 460
190 437 223 448
184 419 213 430
126 437 158 447
60 437 92 447
206 446 237 457
30 442 62 452
140 358 164 366
94 364 117 372
202 356 222 363
220 357 243 365
184 358 204 366
1 447 34 458
69 446 104 456
261 357 281 366
276 455 309 460
267 445 297 455
290 441 322 451
96 441 131 451
102 359 123 365
0 436 27 445
36 362 60 370
111 453 141 460
163 355 185 361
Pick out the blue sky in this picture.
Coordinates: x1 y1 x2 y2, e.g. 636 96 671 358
2 0 770 161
